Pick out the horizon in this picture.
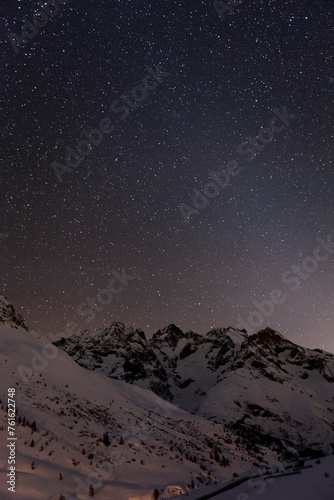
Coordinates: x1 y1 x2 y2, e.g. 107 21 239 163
2 293 333 355
1 1 333 360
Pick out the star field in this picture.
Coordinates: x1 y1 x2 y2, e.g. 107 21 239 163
0 0 333 352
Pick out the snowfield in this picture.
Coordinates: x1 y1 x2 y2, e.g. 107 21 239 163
0 296 333 499
0 325 260 500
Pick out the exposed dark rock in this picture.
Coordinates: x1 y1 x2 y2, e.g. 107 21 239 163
179 342 197 360
0 295 29 331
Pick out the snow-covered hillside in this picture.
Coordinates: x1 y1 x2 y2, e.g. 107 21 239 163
0 296 333 500
56 322 334 461
0 298 269 500
184 456 334 500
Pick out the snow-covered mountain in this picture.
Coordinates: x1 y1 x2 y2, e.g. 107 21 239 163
1 295 333 500
0 294 29 331
55 322 334 461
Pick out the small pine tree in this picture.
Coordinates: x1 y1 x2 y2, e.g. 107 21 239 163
119 436 124 445
102 432 110 446
31 461 35 470
59 472 63 480
30 439 35 447
152 489 159 500
88 484 95 497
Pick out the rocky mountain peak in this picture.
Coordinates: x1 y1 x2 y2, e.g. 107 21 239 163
249 327 291 349
206 326 248 344
0 295 29 331
152 323 185 348
104 321 127 335
100 322 146 341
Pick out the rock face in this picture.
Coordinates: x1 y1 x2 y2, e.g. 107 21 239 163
54 322 173 400
55 323 334 398
54 322 334 460
0 295 29 331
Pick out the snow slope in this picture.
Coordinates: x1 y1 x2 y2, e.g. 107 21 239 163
188 456 334 500
56 323 334 461
1 296 333 500
0 323 263 500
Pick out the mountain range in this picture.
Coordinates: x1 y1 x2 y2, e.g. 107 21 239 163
0 295 333 500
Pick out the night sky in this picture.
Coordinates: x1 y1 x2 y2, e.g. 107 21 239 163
1 0 333 352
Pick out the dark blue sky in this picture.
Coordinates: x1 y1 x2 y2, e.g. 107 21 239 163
1 0 333 352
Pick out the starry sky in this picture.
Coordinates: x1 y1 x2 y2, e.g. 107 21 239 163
1 0 333 352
